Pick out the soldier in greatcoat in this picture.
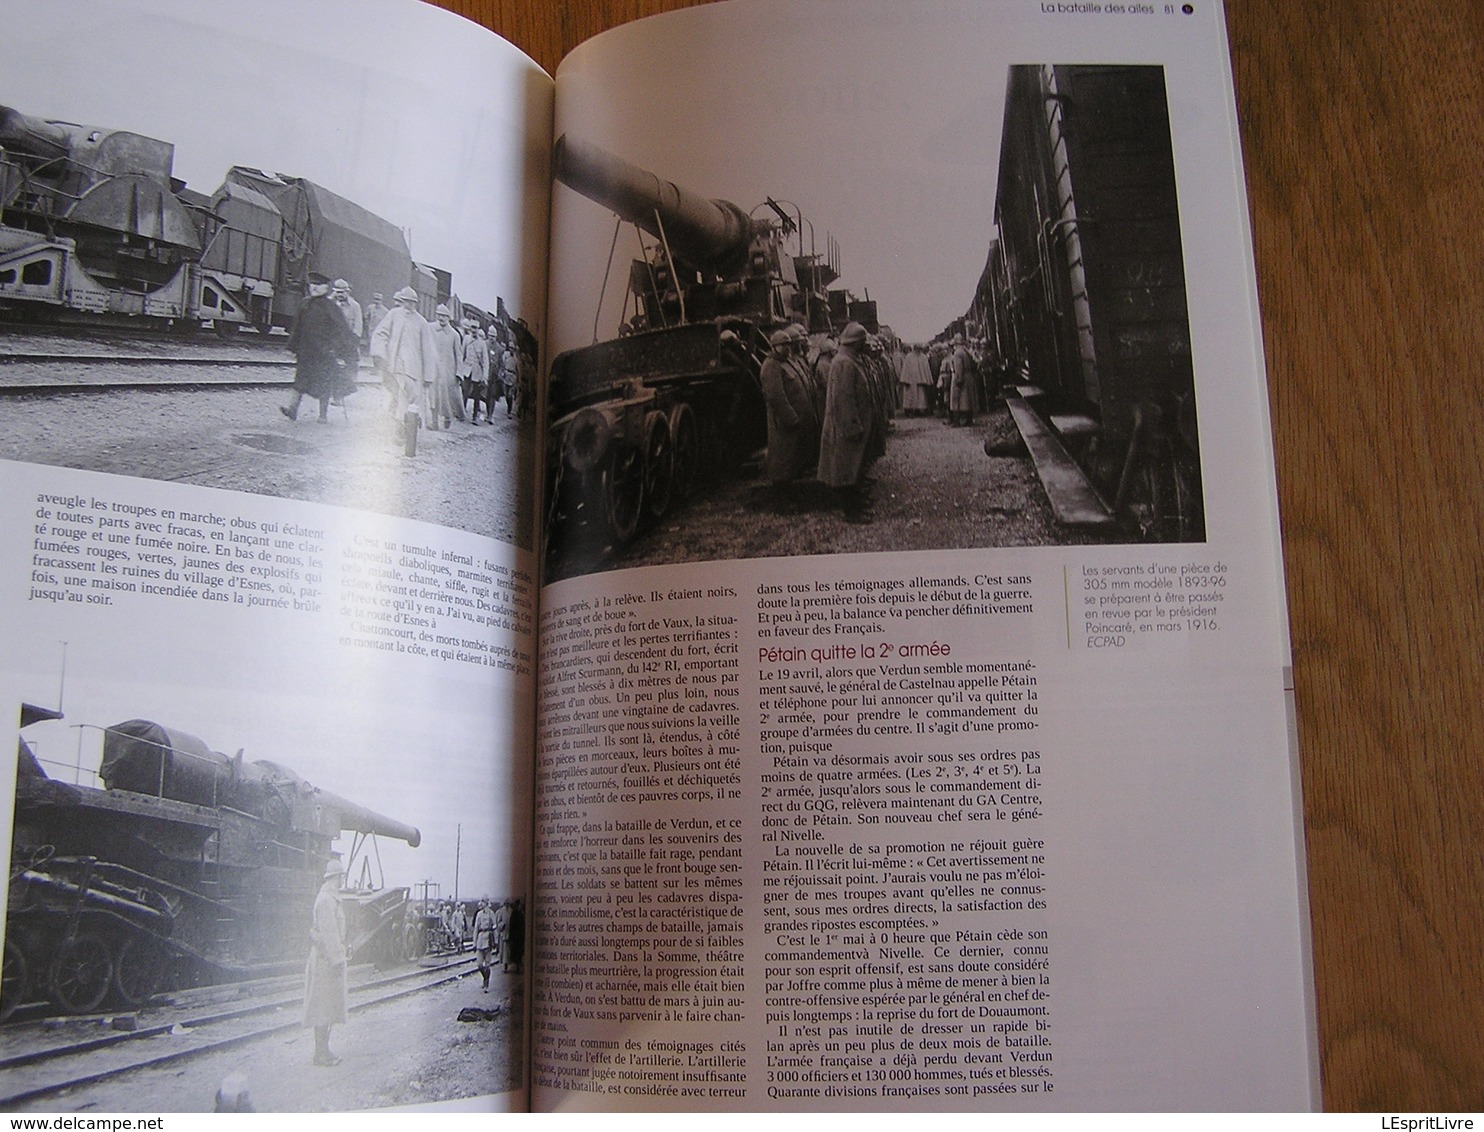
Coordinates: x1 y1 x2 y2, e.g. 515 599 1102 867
900 343 934 414
362 293 389 349
499 342 519 418
304 859 348 1067
464 325 491 423
429 305 466 429
330 278 363 340
817 322 877 523
810 337 836 418
759 329 821 511
494 899 514 970
946 332 979 426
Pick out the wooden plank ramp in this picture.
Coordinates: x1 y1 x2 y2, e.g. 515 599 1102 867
1002 395 1117 529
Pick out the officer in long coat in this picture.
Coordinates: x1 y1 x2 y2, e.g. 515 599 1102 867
817 322 877 523
304 858 348 1067
900 343 934 414
429 305 466 428
281 273 359 423
946 333 979 425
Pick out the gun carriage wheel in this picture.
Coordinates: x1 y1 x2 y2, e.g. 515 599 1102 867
48 927 114 1014
668 403 700 504
111 932 164 1007
1 940 28 1023
642 410 675 520
602 442 644 543
404 921 426 961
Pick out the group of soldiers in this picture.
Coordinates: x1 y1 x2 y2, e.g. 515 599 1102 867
422 896 525 979
758 324 985 524
291 874 526 1080
895 333 983 426
281 273 531 453
758 320 919 524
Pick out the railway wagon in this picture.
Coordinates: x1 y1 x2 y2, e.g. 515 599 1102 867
3 707 420 1021
188 178 284 332
986 64 1204 541
210 167 429 330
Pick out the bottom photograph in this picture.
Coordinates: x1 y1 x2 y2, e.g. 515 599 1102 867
2 667 525 1113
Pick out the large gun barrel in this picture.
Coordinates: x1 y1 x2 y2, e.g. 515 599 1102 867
0 105 70 159
311 789 422 848
98 720 420 847
554 134 754 275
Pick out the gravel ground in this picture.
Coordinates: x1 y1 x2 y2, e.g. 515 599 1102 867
0 380 536 546
553 408 1122 578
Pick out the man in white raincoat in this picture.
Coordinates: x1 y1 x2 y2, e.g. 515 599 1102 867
304 858 348 1067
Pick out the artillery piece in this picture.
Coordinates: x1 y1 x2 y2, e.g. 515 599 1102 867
3 709 421 1020
545 136 868 567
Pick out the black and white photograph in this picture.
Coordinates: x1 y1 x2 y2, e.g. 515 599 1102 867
0 0 546 548
1 629 529 1113
543 25 1205 580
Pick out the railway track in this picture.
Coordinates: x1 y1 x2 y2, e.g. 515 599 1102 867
0 357 380 397
0 316 290 346
0 324 350 393
0 352 295 368
0 955 481 1107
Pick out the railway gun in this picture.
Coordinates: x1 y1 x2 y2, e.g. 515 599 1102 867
3 707 420 1020
545 135 878 565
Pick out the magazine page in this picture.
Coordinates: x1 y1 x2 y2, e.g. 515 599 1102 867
533 0 1315 1111
0 0 550 1113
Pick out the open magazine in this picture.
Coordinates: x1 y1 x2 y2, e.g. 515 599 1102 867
0 0 1317 1113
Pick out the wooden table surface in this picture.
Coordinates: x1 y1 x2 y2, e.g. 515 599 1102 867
436 0 1484 1111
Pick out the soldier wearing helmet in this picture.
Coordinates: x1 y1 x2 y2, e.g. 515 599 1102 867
758 327 822 512
818 322 877 523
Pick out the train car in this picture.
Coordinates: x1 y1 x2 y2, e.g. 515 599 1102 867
984 65 1204 541
2 707 420 1021
221 168 417 330
183 178 284 334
